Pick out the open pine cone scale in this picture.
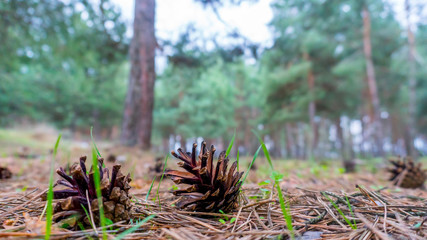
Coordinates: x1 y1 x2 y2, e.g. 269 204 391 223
166 141 243 213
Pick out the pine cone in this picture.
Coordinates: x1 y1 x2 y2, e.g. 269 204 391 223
166 141 243 213
0 167 12 179
387 157 426 189
42 156 132 227
149 156 165 178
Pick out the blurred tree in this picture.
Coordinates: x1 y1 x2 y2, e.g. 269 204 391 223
0 0 128 134
121 0 156 149
361 2 384 157
405 0 417 157
264 0 403 161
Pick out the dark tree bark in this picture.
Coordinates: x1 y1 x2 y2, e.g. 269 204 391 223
362 5 384 157
121 0 156 150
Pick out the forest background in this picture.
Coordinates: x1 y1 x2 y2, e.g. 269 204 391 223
2 0 427 167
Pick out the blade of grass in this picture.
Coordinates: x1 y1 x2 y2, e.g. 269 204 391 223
146 177 156 201
90 126 101 157
241 145 261 184
113 215 155 240
45 134 61 240
275 180 294 239
251 130 273 170
156 154 169 208
345 194 357 228
225 130 236 157
322 192 357 229
81 204 95 230
92 148 107 240
253 133 294 239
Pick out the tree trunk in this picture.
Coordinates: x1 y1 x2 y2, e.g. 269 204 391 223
405 0 417 158
270 125 281 158
303 52 317 159
162 137 170 152
362 5 384 157
336 118 346 160
285 123 292 158
244 108 256 155
121 0 156 150
179 136 186 149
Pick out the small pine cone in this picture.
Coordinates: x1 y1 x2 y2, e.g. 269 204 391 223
166 141 243 213
387 157 426 189
149 156 165 178
0 167 12 179
41 156 133 228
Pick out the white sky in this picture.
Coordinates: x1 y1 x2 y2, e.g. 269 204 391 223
110 0 427 46
112 0 274 46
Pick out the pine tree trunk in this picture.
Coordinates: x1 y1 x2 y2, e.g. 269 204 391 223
303 52 317 159
362 5 384 157
121 0 156 150
285 125 292 159
244 108 256 155
405 0 417 158
336 118 346 160
270 125 281 158
162 137 169 152
179 136 186 149
285 123 295 158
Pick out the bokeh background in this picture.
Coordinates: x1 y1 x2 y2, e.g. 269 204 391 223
2 0 427 167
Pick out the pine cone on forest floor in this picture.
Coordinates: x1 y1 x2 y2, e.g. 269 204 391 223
387 156 426 189
166 141 244 213
149 156 165 178
0 167 12 179
41 156 132 228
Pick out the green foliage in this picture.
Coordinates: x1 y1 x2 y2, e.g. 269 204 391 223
2 0 427 160
0 0 128 130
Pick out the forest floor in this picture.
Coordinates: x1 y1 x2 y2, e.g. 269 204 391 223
0 127 426 239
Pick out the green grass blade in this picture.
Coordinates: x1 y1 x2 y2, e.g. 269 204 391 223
345 195 357 228
80 204 95 230
90 126 101 157
225 130 236 157
276 181 294 239
92 148 107 239
45 134 61 240
241 145 261 184
253 133 294 238
156 154 169 208
146 177 156 201
322 193 357 229
113 215 155 240
251 130 273 170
